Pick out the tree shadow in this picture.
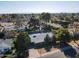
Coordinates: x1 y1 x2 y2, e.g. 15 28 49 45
29 42 53 52
34 42 45 49
60 42 77 58
28 42 45 49
44 43 52 52
28 42 35 49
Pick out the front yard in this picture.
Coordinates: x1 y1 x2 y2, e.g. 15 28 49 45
28 40 79 58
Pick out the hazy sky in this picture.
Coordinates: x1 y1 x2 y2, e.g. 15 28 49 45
0 1 79 14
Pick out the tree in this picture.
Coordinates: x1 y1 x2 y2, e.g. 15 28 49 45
13 32 31 58
44 34 50 45
5 30 17 39
0 32 5 39
53 28 71 43
76 53 79 58
44 34 53 51
29 15 40 26
52 28 71 48
10 14 17 19
28 15 40 31
40 12 51 22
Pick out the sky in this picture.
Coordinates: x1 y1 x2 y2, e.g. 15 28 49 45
0 1 79 14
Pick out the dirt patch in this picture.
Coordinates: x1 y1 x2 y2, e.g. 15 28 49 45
37 48 46 54
68 40 79 47
50 48 58 51
37 47 58 55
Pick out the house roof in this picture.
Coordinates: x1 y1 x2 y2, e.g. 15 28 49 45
29 32 53 43
0 39 12 52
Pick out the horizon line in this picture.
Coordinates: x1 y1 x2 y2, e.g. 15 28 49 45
0 12 79 14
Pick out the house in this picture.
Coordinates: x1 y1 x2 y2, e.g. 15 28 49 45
29 32 53 44
68 21 79 38
68 22 79 32
0 22 16 31
0 39 12 54
58 20 70 28
0 22 14 26
4 26 16 31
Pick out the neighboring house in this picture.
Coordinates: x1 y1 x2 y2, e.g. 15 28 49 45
0 39 12 54
58 20 70 28
41 21 62 28
68 21 79 37
0 22 16 31
68 22 79 32
0 22 14 26
29 32 53 44
4 26 16 31
0 27 4 32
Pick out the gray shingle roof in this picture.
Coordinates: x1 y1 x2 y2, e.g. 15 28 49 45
29 32 53 43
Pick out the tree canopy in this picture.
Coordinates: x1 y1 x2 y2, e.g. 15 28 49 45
0 32 5 39
40 12 51 22
13 32 31 57
44 34 51 44
76 53 79 58
52 28 71 42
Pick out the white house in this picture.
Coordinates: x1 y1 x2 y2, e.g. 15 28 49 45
29 32 53 44
0 39 12 53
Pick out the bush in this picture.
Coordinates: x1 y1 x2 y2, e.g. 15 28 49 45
76 53 79 58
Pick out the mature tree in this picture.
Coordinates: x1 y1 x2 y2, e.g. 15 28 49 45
13 32 31 58
1 14 8 19
5 30 18 39
28 15 40 31
10 14 17 19
0 32 5 39
29 15 40 26
52 28 71 48
76 53 79 58
44 34 53 51
40 12 51 22
44 34 50 45
53 28 71 43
